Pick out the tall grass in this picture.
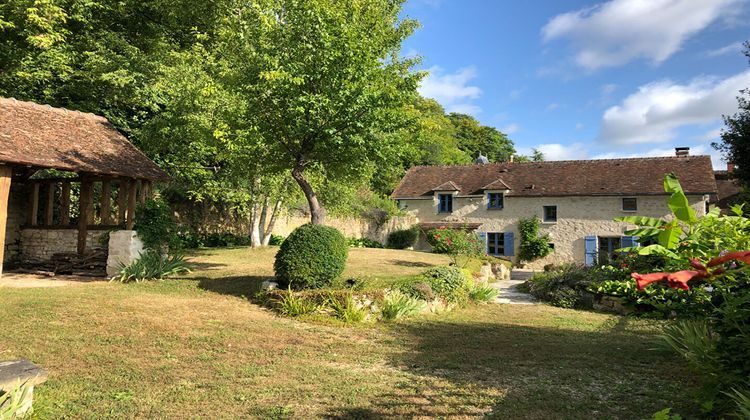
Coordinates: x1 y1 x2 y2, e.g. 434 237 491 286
276 288 319 317
328 292 367 323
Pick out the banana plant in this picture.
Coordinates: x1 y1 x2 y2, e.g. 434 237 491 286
615 173 703 259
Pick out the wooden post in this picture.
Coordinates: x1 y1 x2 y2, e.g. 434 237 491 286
28 183 39 226
78 179 93 255
45 182 55 225
100 179 111 225
117 180 128 225
142 180 153 200
137 180 146 204
0 167 12 277
126 179 137 230
60 182 71 225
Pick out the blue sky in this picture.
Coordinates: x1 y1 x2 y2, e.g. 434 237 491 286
401 0 750 169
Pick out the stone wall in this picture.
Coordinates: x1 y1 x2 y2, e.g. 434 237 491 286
171 200 417 244
3 183 27 263
106 230 144 277
399 194 709 269
19 229 107 261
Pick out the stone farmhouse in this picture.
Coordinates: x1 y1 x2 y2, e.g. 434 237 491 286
391 149 717 269
0 98 169 278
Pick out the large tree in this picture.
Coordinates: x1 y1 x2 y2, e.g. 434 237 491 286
447 113 516 163
220 0 421 224
714 41 750 186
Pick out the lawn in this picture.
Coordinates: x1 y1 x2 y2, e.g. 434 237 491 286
0 247 698 418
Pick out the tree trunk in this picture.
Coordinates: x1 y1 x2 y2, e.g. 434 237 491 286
250 200 262 247
258 195 269 243
262 197 284 245
292 164 325 225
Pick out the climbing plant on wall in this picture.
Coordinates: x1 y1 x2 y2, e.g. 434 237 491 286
518 216 552 262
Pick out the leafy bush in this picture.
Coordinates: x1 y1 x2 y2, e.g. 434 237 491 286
112 250 191 283
347 237 383 248
268 234 285 246
274 224 348 289
202 232 251 247
387 227 420 249
380 289 425 321
409 281 436 301
327 292 367 323
420 266 471 303
524 264 596 308
134 199 180 252
468 281 499 303
426 228 483 267
518 216 552 262
275 288 320 317
177 228 204 249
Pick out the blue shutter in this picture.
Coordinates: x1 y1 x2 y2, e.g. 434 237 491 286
477 232 488 254
621 235 639 249
503 232 515 256
584 236 598 266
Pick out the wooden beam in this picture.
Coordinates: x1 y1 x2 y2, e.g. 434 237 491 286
137 180 146 204
126 180 137 230
60 182 71 225
100 180 111 225
142 180 153 200
77 179 94 255
28 183 39 226
117 180 128 225
0 167 12 277
44 182 55 225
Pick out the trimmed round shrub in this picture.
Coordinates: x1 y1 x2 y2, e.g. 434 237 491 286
273 223 348 289
387 227 420 249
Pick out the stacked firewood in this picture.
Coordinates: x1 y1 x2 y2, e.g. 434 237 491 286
13 249 108 277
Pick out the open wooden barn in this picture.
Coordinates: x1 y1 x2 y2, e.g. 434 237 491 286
0 98 169 277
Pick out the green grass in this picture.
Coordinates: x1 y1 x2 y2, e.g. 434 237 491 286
0 247 699 418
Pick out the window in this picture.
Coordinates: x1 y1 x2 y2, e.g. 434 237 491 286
622 197 638 212
487 232 505 255
543 205 557 222
438 194 453 213
598 236 622 265
487 192 504 209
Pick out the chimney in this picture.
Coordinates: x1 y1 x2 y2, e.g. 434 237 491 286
728 163 736 173
675 147 690 157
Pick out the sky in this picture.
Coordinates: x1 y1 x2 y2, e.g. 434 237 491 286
401 0 750 169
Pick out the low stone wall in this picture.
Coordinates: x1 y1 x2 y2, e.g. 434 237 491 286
271 214 417 244
19 229 107 261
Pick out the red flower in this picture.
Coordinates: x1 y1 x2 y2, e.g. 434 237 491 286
707 251 750 267
632 272 669 290
689 258 707 272
446 238 453 245
666 270 704 290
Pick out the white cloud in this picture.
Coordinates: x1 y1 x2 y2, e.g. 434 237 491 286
542 0 739 70
501 123 520 135
418 66 482 115
599 70 750 144
706 41 745 57
535 143 589 160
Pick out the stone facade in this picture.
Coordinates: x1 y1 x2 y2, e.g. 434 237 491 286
106 230 144 277
399 193 709 269
19 229 108 261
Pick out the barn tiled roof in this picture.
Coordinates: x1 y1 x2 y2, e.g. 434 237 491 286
432 181 461 191
392 156 717 198
0 98 169 181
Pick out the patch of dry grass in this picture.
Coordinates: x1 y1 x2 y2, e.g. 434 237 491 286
0 247 698 418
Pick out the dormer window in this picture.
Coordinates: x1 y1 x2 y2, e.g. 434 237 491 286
438 193 453 213
487 192 504 210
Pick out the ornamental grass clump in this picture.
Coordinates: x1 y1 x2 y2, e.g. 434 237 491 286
380 289 425 321
327 292 367 323
113 251 191 283
275 288 320 317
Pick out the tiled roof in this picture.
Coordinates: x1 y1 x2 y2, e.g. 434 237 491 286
712 171 743 211
392 156 717 198
432 181 461 191
0 98 169 181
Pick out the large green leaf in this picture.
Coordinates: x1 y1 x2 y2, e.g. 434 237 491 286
664 173 698 225
637 244 679 259
623 227 662 237
614 216 667 227
657 220 682 249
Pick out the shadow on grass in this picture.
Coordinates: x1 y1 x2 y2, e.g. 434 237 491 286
325 315 697 419
195 275 270 299
388 259 437 268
